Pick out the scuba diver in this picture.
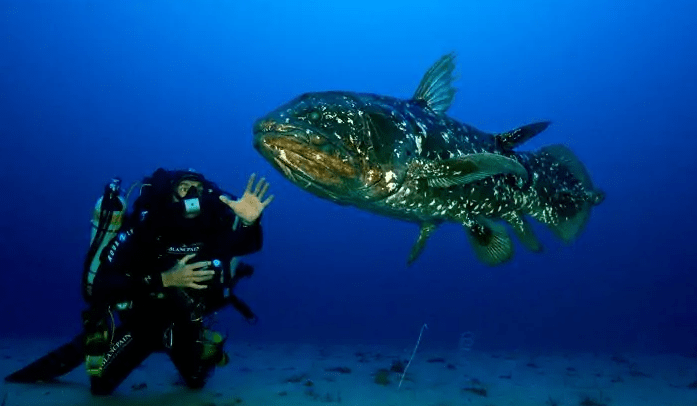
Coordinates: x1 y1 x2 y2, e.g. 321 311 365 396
5 168 274 395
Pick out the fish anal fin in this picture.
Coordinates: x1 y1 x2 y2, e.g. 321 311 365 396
412 53 457 114
501 211 543 252
464 217 513 266
408 222 437 265
410 153 528 188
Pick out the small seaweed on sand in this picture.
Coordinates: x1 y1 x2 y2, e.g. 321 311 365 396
284 372 308 383
390 360 406 373
461 386 487 397
373 368 391 386
325 366 352 374
545 396 561 406
579 394 607 406
461 378 488 397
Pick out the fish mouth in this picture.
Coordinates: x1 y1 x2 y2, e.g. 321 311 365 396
271 145 323 187
254 128 356 198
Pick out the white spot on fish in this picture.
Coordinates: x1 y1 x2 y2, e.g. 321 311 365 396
416 121 428 136
442 132 450 143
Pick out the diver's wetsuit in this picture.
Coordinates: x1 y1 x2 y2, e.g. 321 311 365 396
87 193 262 395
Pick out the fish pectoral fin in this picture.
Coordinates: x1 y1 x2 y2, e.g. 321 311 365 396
411 153 528 188
407 222 437 265
495 121 551 150
464 217 513 266
411 53 457 114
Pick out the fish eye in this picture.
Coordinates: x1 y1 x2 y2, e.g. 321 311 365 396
309 111 320 120
309 134 326 145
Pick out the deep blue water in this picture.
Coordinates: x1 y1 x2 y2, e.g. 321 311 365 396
1 0 696 355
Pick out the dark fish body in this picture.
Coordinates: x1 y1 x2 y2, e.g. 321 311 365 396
254 54 604 265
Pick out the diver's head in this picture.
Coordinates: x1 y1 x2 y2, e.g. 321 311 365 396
171 169 207 219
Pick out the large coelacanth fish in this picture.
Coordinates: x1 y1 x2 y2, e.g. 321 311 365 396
253 53 605 266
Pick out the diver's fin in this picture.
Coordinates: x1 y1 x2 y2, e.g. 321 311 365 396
408 222 437 265
495 121 551 150
410 153 528 188
412 53 457 114
5 333 85 383
501 211 543 252
464 216 514 266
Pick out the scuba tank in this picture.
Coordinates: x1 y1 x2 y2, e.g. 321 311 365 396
82 178 127 301
81 178 126 377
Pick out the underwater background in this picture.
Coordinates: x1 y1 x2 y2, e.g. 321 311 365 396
1 0 696 356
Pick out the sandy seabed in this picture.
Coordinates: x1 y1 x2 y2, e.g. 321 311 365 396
1 337 696 406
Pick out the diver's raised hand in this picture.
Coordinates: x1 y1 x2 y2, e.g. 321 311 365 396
161 254 215 289
220 173 274 225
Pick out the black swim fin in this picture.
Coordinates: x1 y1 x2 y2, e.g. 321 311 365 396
4 332 85 383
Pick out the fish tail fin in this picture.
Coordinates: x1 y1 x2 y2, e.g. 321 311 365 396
464 216 513 266
526 145 604 242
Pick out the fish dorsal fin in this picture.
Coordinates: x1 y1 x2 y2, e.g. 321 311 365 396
495 121 551 150
412 53 457 114
409 153 528 188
